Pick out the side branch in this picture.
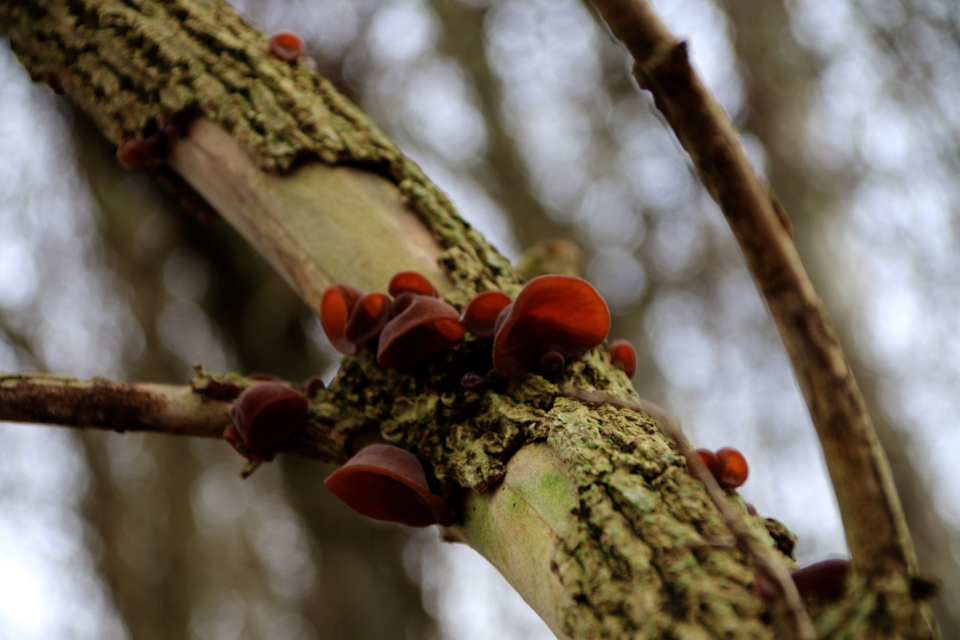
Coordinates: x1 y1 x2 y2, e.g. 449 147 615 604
0 371 230 438
588 0 916 578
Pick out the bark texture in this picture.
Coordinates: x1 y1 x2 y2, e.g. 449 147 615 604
0 0 935 637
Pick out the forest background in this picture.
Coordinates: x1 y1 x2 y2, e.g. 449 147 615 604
0 0 958 637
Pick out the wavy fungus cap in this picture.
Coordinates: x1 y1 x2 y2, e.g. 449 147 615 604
377 294 465 369
324 444 455 527
492 275 610 378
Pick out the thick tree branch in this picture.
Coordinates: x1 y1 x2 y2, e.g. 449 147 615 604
587 0 917 580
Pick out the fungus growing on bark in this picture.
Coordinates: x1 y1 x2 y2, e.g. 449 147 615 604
117 134 166 168
377 295 465 369
344 292 391 346
297 375 325 398
606 339 637 378
791 559 851 601
227 382 308 457
460 372 489 391
269 31 305 62
492 275 610 378
716 447 749 488
687 448 722 480
324 444 455 527
462 290 512 339
388 271 439 298
757 559 851 602
320 283 363 355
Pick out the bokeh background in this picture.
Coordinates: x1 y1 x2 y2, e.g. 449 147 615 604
1 0 959 637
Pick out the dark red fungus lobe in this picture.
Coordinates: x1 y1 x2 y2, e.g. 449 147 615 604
716 447 749 488
606 339 637 378
687 449 722 480
117 134 166 168
297 376 325 398
462 290 512 339
321 284 363 355
537 350 566 378
269 31 305 62
344 292 391 345
746 503 758 516
791 559 851 601
223 423 273 462
302 56 318 71
229 382 308 453
388 271 439 298
492 275 610 378
460 372 488 391
324 444 455 527
390 291 417 317
377 295 465 369
202 379 242 401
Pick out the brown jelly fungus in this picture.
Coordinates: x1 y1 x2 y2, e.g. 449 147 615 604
324 444 455 527
388 271 440 298
321 284 363 355
716 447 749 488
228 382 308 454
606 339 637 378
297 376 325 398
377 295 465 369
462 291 512 339
117 135 166 168
492 275 610 379
687 449 722 480
343 292 391 345
791 559 851 601
269 31 305 62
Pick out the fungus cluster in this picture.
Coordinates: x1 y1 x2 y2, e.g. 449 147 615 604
756 558 851 602
687 447 749 489
116 114 187 168
320 271 465 369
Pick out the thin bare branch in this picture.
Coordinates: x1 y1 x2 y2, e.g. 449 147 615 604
587 0 917 577
0 371 230 437
561 384 817 640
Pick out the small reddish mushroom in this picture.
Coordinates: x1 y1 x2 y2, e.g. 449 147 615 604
716 447 749 488
791 559 850 601
117 134 166 168
344 292 391 346
686 448 722 480
297 375 325 398
377 294 465 369
492 275 610 378
228 382 308 456
321 284 363 355
324 444 455 527
606 339 637 378
462 290 512 339
388 271 439 298
269 31 305 62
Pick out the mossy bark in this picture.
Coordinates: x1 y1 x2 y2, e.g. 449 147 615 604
0 0 932 637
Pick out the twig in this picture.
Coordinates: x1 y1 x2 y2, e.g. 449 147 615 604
0 371 231 438
587 0 916 577
561 384 816 640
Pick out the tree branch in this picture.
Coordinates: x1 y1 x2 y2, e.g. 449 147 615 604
0 371 230 438
587 0 918 580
